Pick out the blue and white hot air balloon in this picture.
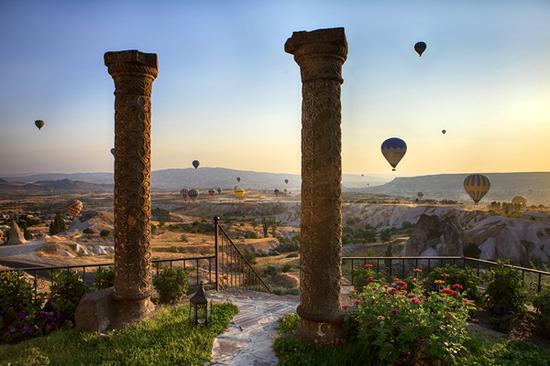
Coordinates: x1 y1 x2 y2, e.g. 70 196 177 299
381 137 407 171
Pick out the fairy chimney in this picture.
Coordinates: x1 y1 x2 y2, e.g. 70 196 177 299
7 220 27 245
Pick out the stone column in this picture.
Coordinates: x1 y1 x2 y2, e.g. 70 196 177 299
285 28 348 344
75 50 158 332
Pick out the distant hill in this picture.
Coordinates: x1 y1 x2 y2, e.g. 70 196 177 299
359 172 550 204
2 168 387 191
0 179 113 196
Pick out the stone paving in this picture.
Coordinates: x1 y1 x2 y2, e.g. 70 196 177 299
209 290 299 366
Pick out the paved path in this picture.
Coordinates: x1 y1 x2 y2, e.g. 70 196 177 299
209 291 298 366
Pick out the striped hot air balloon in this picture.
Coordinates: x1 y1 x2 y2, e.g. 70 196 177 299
208 189 216 196
381 138 407 171
67 200 83 220
180 188 189 200
463 174 491 205
188 189 199 200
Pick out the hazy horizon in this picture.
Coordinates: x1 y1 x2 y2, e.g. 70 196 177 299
1 0 549 176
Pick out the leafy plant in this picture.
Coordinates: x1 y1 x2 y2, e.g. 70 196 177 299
153 269 189 304
94 266 115 290
99 229 110 238
49 272 89 324
423 264 481 301
351 265 384 292
484 262 527 316
349 279 473 365
532 287 550 338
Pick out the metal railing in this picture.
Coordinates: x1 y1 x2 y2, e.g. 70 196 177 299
342 256 550 292
0 216 271 296
0 255 216 299
215 217 271 293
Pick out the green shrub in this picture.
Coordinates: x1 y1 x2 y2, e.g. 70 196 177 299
48 213 66 235
423 264 481 301
99 229 110 238
153 269 189 304
484 262 527 316
351 265 384 292
379 228 392 242
94 266 114 290
286 252 299 258
49 272 89 323
0 272 41 343
82 228 94 235
463 244 481 258
349 279 473 365
532 287 550 339
281 263 293 273
263 265 280 277
243 250 257 264
242 231 258 239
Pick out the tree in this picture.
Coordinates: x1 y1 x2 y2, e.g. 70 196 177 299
262 218 269 238
379 229 392 242
49 213 66 235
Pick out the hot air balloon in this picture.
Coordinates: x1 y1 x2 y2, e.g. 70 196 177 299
110 148 115 156
442 129 447 135
284 179 289 184
511 196 527 207
35 120 45 130
192 160 200 169
381 137 407 171
180 188 189 200
417 192 424 199
67 200 83 220
236 177 241 183
414 41 427 56
274 188 280 196
216 187 222 194
361 174 364 177
464 174 491 205
234 187 245 199
188 189 199 200
208 189 216 196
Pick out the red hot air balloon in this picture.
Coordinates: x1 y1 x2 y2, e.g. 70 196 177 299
67 200 83 220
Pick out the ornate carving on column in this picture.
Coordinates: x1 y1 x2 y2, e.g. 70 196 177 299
75 50 158 332
104 50 158 302
285 28 347 344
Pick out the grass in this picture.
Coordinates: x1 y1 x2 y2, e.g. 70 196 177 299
274 313 550 366
0 302 238 366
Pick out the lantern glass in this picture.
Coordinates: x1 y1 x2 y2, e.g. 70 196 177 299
189 282 210 326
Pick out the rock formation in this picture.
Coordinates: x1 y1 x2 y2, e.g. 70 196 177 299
402 214 463 257
7 220 27 245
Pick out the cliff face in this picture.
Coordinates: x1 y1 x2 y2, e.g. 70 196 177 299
6 220 26 245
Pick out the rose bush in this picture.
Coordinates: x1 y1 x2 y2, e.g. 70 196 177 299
348 275 474 365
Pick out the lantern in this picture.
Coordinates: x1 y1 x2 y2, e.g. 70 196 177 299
189 282 210 326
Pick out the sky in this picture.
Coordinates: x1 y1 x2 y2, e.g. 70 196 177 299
0 0 549 177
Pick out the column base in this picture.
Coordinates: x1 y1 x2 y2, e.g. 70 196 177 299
296 316 348 345
75 287 155 333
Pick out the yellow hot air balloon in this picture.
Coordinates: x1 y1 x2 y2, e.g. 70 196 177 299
511 196 527 207
463 174 490 205
67 200 84 219
234 187 245 199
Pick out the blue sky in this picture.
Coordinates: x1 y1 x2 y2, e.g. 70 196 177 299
1 0 549 176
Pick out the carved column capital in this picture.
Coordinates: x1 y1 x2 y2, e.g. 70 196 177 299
285 28 347 83
104 50 158 95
